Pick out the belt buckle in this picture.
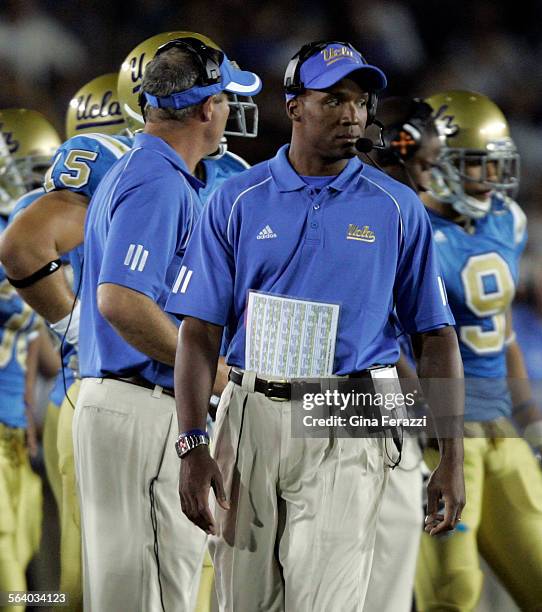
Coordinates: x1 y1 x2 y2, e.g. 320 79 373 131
267 379 289 402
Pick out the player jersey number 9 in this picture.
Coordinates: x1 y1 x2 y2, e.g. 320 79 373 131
44 149 99 191
460 252 515 354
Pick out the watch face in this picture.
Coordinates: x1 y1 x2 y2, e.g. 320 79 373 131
178 437 191 455
176 433 208 458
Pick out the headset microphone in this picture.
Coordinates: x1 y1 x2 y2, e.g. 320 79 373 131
355 138 374 153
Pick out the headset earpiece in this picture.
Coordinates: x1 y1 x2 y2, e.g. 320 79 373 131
379 99 435 163
154 38 222 87
139 37 223 120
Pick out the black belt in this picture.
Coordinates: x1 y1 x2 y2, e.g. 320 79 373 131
228 368 374 402
103 374 175 398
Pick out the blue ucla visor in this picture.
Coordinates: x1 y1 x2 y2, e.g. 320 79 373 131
286 43 387 100
145 54 262 110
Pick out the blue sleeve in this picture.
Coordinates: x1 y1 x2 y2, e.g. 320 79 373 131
43 134 130 198
394 196 455 334
99 176 193 300
9 189 44 222
165 190 235 325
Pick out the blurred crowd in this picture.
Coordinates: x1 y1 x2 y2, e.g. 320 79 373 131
1 0 542 336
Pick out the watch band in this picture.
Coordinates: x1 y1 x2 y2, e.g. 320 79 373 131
175 430 209 458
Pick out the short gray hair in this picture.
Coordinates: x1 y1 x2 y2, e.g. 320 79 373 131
141 47 203 123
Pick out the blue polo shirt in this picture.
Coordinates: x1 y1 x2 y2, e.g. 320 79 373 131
79 133 203 387
166 144 454 374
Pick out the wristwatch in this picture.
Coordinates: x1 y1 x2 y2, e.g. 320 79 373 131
175 429 209 458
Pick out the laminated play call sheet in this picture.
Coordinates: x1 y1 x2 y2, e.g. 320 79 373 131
245 291 340 378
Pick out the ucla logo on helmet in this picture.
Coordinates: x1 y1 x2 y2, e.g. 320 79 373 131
434 105 459 138
74 90 123 132
129 54 146 94
0 124 19 154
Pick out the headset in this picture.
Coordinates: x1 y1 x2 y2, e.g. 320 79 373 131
378 98 435 165
283 40 379 125
138 37 223 119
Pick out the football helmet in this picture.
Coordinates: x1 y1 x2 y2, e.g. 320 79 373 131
117 31 258 157
426 90 519 219
65 73 127 139
0 109 61 214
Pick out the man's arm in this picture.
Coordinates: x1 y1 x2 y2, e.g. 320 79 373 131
414 325 466 535
37 327 61 378
0 191 87 322
97 283 178 366
175 316 229 535
98 282 229 397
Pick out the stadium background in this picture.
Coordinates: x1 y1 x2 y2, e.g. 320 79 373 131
3 0 541 318
1 0 541 610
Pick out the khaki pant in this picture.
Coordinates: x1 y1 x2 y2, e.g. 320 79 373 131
364 436 423 612
210 375 388 612
73 378 206 612
415 428 542 612
57 380 83 612
43 402 61 512
0 424 42 612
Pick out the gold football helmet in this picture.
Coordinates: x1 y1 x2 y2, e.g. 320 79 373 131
117 31 259 157
426 90 519 218
0 109 61 214
65 73 127 139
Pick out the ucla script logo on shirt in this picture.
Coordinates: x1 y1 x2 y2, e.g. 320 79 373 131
346 224 375 243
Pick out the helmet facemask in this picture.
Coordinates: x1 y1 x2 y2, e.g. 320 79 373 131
205 94 259 160
432 140 520 219
225 93 259 139
0 135 28 214
427 92 521 220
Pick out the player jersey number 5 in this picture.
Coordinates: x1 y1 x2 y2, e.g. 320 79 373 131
43 149 99 191
460 252 514 354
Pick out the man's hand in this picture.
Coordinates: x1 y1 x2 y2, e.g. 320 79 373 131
424 455 465 536
179 445 229 535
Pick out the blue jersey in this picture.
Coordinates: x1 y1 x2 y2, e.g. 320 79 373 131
513 303 542 407
11 134 134 407
0 215 39 428
79 133 203 388
166 144 454 374
513 303 542 381
427 194 527 420
10 188 78 407
199 151 250 202
43 132 133 291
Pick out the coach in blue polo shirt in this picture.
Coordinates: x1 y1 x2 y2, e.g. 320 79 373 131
73 38 261 612
168 41 465 611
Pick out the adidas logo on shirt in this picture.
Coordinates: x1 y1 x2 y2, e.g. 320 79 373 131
123 243 149 271
257 225 277 240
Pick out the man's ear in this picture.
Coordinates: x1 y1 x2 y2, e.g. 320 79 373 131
286 98 302 122
200 96 215 123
